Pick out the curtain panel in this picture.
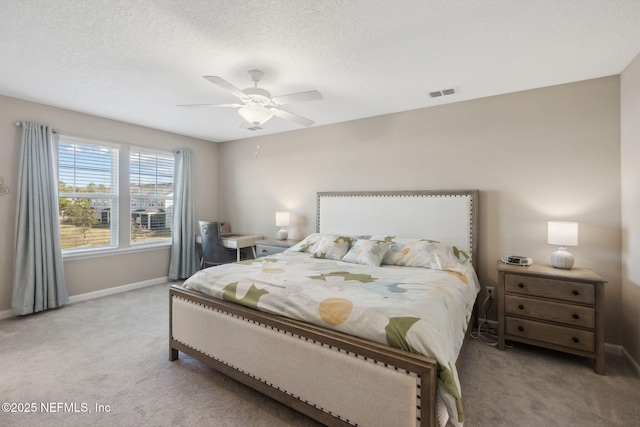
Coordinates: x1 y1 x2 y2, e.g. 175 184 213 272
12 121 68 315
168 148 198 280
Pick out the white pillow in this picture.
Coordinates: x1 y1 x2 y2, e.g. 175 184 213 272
342 239 391 267
311 235 355 260
371 235 467 270
285 233 325 253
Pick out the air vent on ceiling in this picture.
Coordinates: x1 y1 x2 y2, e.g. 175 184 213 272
428 87 457 98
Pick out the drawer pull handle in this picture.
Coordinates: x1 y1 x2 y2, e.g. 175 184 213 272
572 313 580 319
518 283 524 288
572 337 580 343
572 290 580 296
518 304 524 310
518 326 524 332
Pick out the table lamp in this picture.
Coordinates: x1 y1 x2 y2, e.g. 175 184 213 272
547 221 578 269
276 211 290 240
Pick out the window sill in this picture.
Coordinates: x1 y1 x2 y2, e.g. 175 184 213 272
62 242 171 261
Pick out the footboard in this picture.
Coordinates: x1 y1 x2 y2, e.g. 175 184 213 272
169 285 439 427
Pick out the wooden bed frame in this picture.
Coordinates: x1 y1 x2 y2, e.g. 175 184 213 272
169 190 479 427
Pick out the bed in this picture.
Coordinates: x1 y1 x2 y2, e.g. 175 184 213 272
169 190 480 427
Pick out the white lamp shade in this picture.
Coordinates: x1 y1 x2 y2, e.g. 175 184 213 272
547 221 578 246
276 211 290 227
239 105 274 125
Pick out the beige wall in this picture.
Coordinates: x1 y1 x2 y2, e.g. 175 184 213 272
621 53 640 364
218 76 624 345
0 95 218 313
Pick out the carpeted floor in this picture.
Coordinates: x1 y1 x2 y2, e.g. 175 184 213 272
0 282 638 427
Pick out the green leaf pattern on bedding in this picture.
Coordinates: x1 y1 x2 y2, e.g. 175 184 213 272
309 271 377 283
222 282 269 309
385 317 421 353
183 251 480 425
452 246 470 263
311 235 355 260
438 363 464 422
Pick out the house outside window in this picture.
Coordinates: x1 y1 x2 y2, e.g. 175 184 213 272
129 149 174 244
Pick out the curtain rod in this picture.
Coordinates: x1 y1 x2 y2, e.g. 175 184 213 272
14 121 59 134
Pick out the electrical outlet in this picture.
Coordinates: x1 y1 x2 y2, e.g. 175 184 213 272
486 287 495 299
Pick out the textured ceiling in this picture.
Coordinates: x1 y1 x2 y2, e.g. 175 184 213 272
1 0 640 143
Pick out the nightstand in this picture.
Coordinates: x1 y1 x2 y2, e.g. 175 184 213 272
255 239 300 257
496 261 606 374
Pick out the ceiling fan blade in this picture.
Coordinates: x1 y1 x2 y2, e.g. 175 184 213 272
271 90 323 105
177 103 243 108
203 76 250 101
272 109 315 127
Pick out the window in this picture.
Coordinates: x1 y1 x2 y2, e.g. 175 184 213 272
57 136 174 254
129 149 174 244
58 137 119 251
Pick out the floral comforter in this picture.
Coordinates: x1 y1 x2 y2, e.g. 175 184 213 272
183 251 480 425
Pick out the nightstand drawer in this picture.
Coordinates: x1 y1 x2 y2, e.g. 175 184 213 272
256 244 286 257
505 274 595 304
256 239 300 258
505 295 595 328
506 317 595 352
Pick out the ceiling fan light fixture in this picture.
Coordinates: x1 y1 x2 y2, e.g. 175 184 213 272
238 105 274 125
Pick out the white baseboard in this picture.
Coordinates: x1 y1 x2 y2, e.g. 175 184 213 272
68 276 169 304
623 347 640 377
605 343 640 377
0 277 169 320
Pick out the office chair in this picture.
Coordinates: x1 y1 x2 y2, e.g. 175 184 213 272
198 220 238 268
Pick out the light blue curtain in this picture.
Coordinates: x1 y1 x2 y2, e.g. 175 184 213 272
169 148 199 280
12 121 68 315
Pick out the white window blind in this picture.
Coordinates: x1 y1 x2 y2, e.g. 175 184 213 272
58 138 119 251
129 149 174 244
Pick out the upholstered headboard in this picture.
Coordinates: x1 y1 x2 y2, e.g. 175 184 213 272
317 190 479 267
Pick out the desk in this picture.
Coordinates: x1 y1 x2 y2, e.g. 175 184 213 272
221 233 264 261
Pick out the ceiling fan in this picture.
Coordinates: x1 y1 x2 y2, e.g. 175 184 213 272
179 70 323 130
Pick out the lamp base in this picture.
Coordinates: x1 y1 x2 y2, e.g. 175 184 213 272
277 228 288 240
551 247 574 269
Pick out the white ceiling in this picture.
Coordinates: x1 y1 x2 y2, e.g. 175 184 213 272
2 0 640 143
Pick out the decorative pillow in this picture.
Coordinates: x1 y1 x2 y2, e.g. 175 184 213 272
311 235 355 261
371 235 465 270
285 233 325 253
370 236 415 265
452 246 471 264
342 239 391 267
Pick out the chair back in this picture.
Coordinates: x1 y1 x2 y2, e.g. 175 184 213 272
198 220 237 267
